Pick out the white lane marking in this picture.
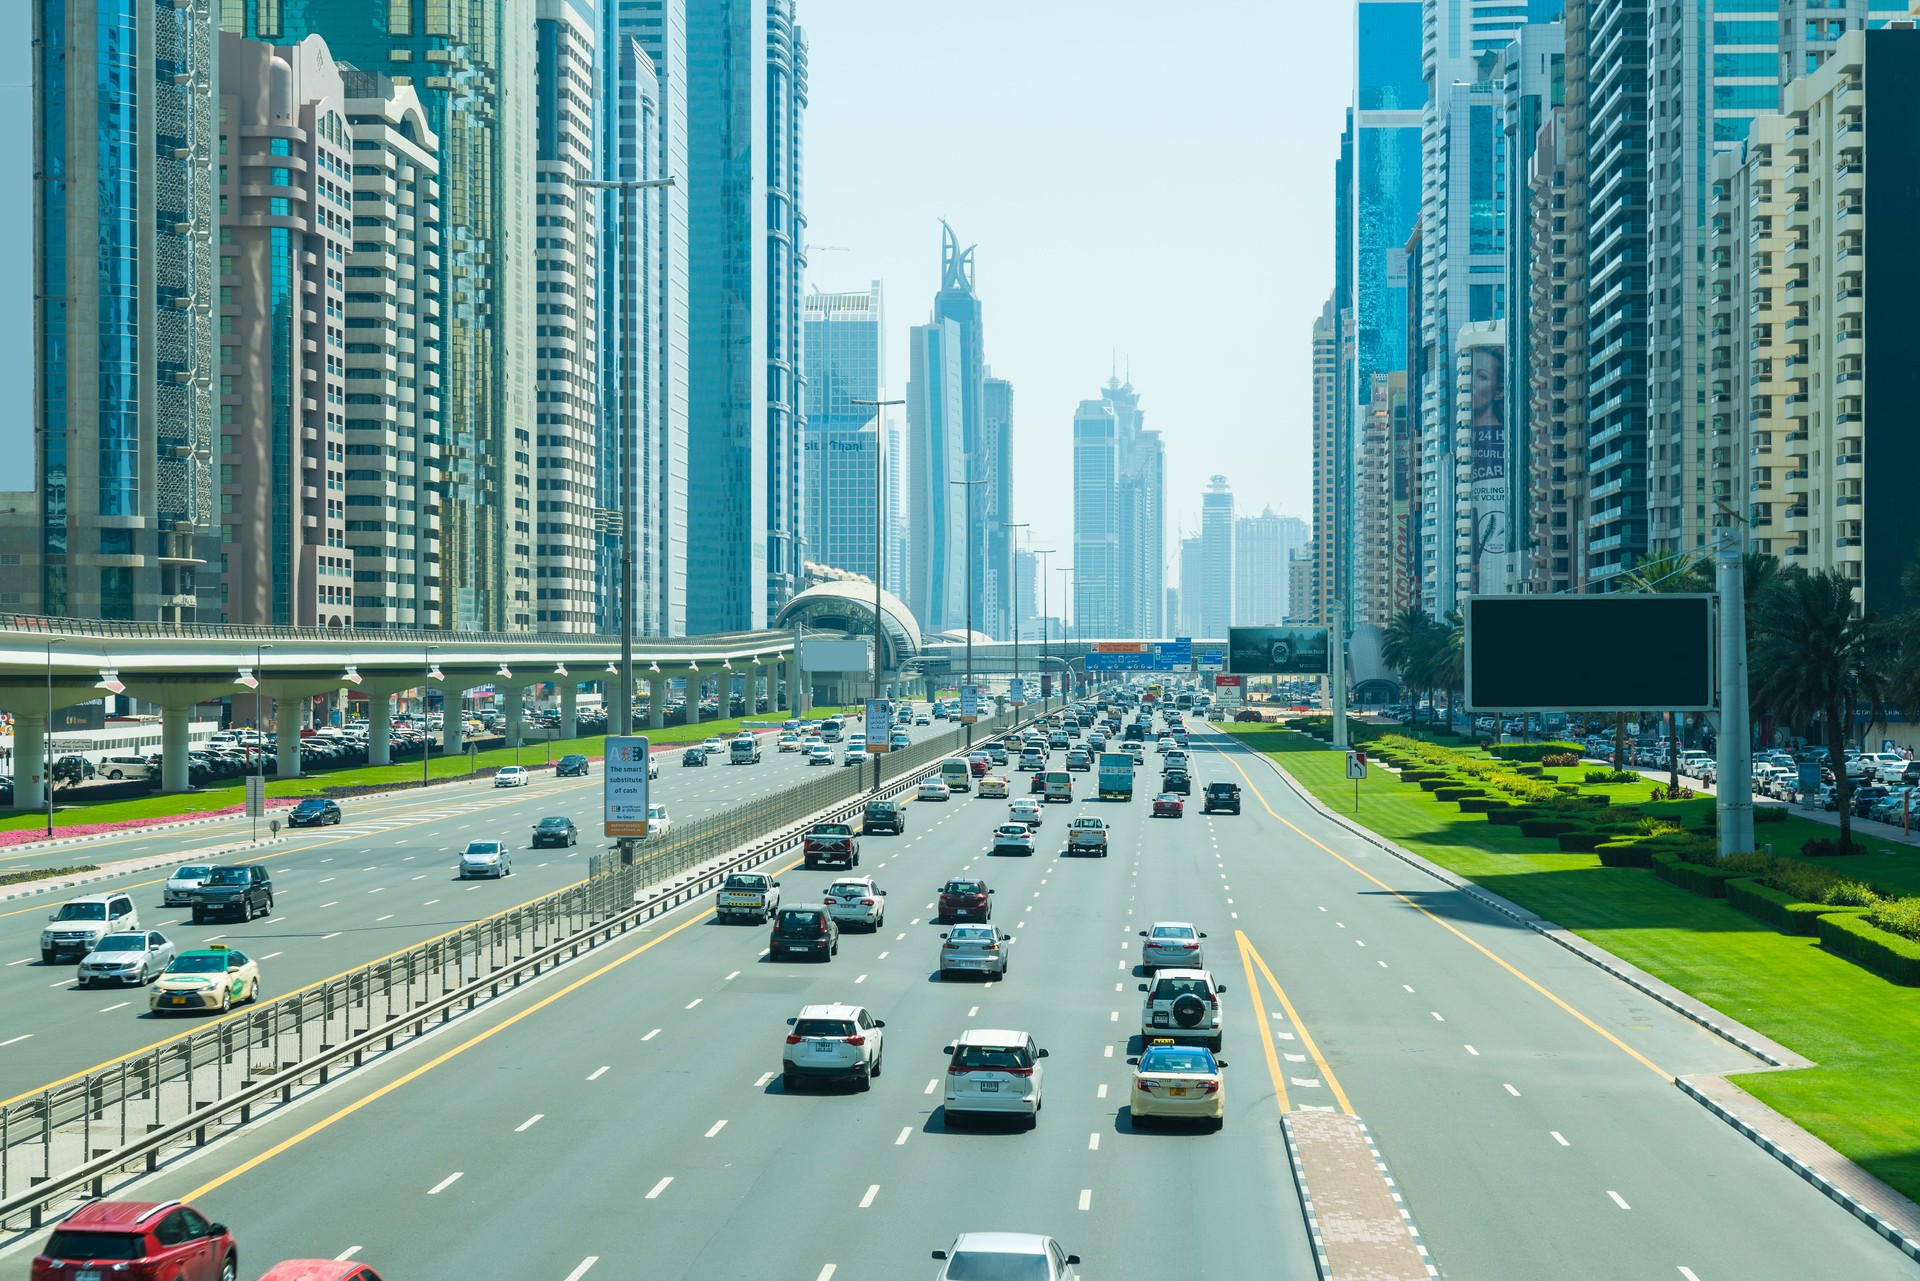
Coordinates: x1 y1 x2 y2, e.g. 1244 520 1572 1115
515 1114 543 1132
855 974 868 984
1079 1189 1093 1212
896 932 907 940
205 935 226 942
968 1006 979 1017
859 1184 880 1209
1552 1131 1570 1146
1096 1083 1108 1100
1105 1045 1114 1058
642 1028 661 1042
412 875 427 881
925 1079 939 1095
756 1071 777 1087
369 887 385 895
427 1172 463 1195
376 914 394 922
0 1034 32 1046
1431 1011 1445 1021
1088 1132 1100 1150
423 899 440 906
319 877 336 884
1355 940 1366 947
1504 1083 1521 1096
1607 1190 1631 1210
645 1177 673 1199
724 971 740 981
896 1126 912 1146
98 1002 131 1013
1284 1053 1307 1063
320 902 339 909
587 1065 610 1081
1679 1269 1702 1281
4 958 28 967
563 1259 599 1281
1291 1077 1323 1088
877 951 889 960
321 932 341 940
1465 1045 1478 1056
815 1268 836 1281
1109 1010 1118 1022
705 1119 728 1138
1402 984 1415 993
685 998 701 1009
334 1246 362 1261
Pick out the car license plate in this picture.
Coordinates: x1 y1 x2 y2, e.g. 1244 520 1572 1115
1169 1087 1188 1097
78 1271 101 1281
1153 1014 1169 1026
812 1043 833 1053
979 1081 1000 1093
787 946 807 953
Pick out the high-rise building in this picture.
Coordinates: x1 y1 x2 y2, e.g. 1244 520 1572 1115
237 0 540 632
533 0 599 632
213 35 354 627
983 373 1016 637
1102 375 1166 638
801 284 891 579
1522 54 1579 595
1235 507 1308 627
27 0 218 619
907 319 966 632
1071 398 1120 638
1199 476 1235 637
684 0 807 631
1178 536 1205 638
1308 298 1340 628
1356 372 1409 629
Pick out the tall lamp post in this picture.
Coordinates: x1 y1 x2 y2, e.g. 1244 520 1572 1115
575 174 677 738
253 642 271 786
852 395 906 791
1034 550 1055 712
423 645 442 789
43 639 61 838
950 476 987 744
1058 566 1075 704
998 523 1029 709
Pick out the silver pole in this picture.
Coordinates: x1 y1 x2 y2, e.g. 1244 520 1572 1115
1715 530 1753 856
1330 601 1349 751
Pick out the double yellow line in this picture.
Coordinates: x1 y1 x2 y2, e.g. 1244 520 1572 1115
1235 930 1354 1117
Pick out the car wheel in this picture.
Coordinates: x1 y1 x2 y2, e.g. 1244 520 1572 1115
783 1070 799 1091
219 989 233 1013
856 1067 872 1093
871 1049 884 1078
939 967 951 981
192 909 206 925
1023 1109 1040 1131
944 1108 966 1130
831 939 839 957
249 978 263 1005
221 1255 237 1281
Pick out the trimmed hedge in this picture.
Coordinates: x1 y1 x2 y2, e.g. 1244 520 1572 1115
1487 741 1586 763
1651 851 1746 898
1433 787 1487 803
1816 912 1920 986
1418 777 1457 792
1556 831 1613 852
1595 842 1656 869
1458 798 1511 813
1486 808 1537 826
1518 819 1584 839
1725 878 1871 937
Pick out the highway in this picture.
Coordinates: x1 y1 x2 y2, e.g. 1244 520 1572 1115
1 713 1913 1278
0 719 962 1096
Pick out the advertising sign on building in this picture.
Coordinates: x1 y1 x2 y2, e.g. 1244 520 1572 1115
603 735 653 837
1467 344 1510 588
1227 627 1331 675
864 699 892 752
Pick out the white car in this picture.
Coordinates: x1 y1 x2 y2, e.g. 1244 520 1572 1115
702 736 727 755
163 864 214 907
1140 921 1207 974
1140 967 1226 1051
943 1028 1048 1129
493 765 531 788
1008 799 1044 828
932 1235 1080 1281
458 840 513 879
644 803 672 837
783 1002 886 1091
806 744 835 766
991 824 1035 856
918 778 951 801
41 893 139 964
823 876 886 931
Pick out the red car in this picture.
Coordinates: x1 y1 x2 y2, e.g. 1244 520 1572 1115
968 753 991 777
31 1200 237 1281
1152 793 1185 818
938 876 993 922
259 1264 388 1281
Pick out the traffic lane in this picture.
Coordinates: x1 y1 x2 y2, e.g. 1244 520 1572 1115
28 755 1310 1279
1196 730 1920 1280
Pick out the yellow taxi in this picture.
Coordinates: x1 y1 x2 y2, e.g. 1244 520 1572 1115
777 733 802 752
977 774 1010 799
149 944 262 1015
1130 1038 1226 1129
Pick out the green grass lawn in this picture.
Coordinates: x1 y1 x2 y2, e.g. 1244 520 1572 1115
0 706 860 837
1228 723 1920 1202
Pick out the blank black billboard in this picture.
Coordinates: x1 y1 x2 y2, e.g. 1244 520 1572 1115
1465 594 1714 712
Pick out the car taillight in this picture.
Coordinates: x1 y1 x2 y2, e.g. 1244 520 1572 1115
1004 1067 1033 1077
846 1035 866 1047
786 1034 804 1044
948 1063 972 1075
860 898 876 906
1180 942 1200 950
1200 1081 1222 1095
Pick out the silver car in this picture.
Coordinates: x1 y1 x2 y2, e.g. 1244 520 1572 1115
77 931 176 987
164 864 214 907
458 840 513 879
933 1234 1080 1281
1140 921 1206 974
939 923 1010 980
824 877 886 931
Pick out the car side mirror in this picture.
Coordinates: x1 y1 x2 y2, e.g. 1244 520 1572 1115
939 932 949 939
47 913 55 921
771 880 780 888
1217 983 1228 994
1138 983 1149 992
1035 1048 1049 1058
988 888 995 894
942 1045 956 1055
1138 930 1148 937
1065 1255 1081 1266
1198 932 1208 939
1217 1060 1229 1069
786 1017 797 1025
209 1224 228 1237
932 1252 948 1261
874 1019 885 1028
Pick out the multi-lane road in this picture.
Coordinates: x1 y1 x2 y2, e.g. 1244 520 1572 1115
2 714 1917 1279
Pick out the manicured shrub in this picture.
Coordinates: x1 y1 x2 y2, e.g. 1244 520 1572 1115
1725 878 1872 936
1433 787 1487 803
1595 842 1655 869
1816 912 1920 985
1486 807 1536 826
1556 831 1612 852
1651 851 1743 898
1583 769 1614 784
1541 753 1581 768
1458 798 1510 813
1650 784 1697 801
1519 819 1584 839
1866 896 1920 944
1515 764 1546 777
1487 741 1586 763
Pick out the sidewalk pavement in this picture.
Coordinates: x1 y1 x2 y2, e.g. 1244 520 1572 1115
1624 764 1920 849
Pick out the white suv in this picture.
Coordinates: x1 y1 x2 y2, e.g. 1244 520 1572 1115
943 1028 1048 1129
783 1003 886 1091
824 877 886 931
41 892 140 964
1139 968 1226 1051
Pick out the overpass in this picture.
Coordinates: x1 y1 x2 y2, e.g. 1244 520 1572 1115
0 613 804 806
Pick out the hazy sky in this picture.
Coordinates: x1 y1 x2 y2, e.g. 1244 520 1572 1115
802 0 1354 594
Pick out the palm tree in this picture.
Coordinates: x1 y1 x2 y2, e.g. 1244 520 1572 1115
1436 609 1465 733
1620 551 1709 790
1749 569 1893 851
1381 610 1439 733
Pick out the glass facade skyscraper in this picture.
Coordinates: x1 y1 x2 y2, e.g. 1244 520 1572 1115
908 319 965 632
801 284 891 581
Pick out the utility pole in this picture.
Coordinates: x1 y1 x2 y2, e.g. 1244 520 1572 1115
853 395 906 792
951 476 987 745
1000 523 1030 706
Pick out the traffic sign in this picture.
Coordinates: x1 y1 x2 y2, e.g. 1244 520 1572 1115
603 735 652 837
1346 750 1368 780
1010 677 1026 706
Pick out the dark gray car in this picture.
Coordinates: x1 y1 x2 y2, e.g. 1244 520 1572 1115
190 865 273 924
769 905 838 961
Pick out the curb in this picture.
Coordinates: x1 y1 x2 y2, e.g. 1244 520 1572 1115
0 837 290 906
0 808 297 856
1676 1077 1920 1263
1235 741 1808 1070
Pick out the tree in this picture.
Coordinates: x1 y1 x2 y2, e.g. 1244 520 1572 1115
1620 551 1709 790
1382 609 1452 735
1437 609 1465 730
1749 569 1892 851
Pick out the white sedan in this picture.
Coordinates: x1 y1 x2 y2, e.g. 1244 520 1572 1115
493 765 531 788
918 778 952 801
1008 799 1044 828
991 824 1035 856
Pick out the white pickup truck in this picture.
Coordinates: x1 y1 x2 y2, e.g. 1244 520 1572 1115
715 872 781 923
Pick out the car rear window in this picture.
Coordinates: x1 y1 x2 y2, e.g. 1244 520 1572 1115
793 1019 855 1038
945 882 984 895
724 875 767 890
949 927 995 942
952 1044 1033 1071
777 910 826 933
1141 1047 1216 1074
1153 978 1213 1001
45 1230 145 1260
1150 925 1195 940
943 1253 1050 1281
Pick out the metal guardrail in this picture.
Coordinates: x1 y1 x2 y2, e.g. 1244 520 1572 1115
0 708 1030 1231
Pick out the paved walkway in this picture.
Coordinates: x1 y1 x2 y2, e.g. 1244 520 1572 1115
1622 764 1920 849
1283 1110 1438 1280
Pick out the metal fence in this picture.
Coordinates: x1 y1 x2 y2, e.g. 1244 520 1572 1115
0 708 1028 1231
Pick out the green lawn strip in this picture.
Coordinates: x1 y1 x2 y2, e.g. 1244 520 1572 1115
0 705 862 836
0 865 101 887
1226 724 1920 1202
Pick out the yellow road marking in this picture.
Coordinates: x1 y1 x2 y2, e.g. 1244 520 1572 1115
1211 738 1673 1082
1240 932 1354 1115
1234 932 1291 1115
182 902 717 1201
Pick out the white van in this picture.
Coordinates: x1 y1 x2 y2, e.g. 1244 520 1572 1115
940 759 973 793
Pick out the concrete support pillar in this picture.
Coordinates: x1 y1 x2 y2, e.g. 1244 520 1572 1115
160 705 193 792
506 692 525 748
785 659 803 716
444 695 466 753
561 682 580 739
648 676 665 731
13 713 46 810
275 706 303 779
368 694 393 766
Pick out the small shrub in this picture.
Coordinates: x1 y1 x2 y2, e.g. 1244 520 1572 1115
1556 831 1612 852
1828 880 1882 908
1583 769 1614 784
1487 741 1586 763
1650 784 1696 802
1638 817 1684 838
1486 808 1535 826
1867 896 1920 943
1519 819 1584 839
1605 770 1640 784
1595 842 1656 869
1816 912 1920 985
1458 798 1510 813
1542 753 1581 768
1651 851 1744 897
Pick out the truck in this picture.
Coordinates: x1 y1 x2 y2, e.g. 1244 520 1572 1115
1066 816 1110 856
715 872 781 923
730 736 763 765
1098 753 1135 801
803 822 860 869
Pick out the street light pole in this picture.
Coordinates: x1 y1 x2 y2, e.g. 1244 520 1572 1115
44 639 61 838
576 175 676 740
1057 566 1075 704
1034 550 1055 712
852 395 906 793
999 523 1029 707
950 476 987 745
423 644 440 789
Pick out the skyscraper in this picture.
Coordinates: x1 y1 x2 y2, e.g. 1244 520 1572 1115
930 223 1000 636
801 284 890 578
1102 375 1166 639
1199 477 1235 637
28 0 218 619
1235 507 1308 627
907 320 966 632
1071 398 1119 638
1308 298 1340 628
1178 536 1205 637
983 373 1016 637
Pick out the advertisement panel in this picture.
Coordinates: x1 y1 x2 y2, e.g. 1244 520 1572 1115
1468 343 1510 587
1009 678 1026 707
1227 626 1331 675
602 735 653 837
801 636 873 672
959 685 980 724
864 699 892 752
1465 595 1714 712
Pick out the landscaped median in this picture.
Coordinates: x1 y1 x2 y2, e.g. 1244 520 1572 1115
1225 719 1920 1205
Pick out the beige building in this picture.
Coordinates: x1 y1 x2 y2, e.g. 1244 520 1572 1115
1307 296 1340 627
1525 112 1582 595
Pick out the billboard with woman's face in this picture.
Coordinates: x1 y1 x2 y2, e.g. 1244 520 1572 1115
1468 345 1508 570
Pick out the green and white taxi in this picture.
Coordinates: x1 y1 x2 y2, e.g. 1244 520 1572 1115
149 944 262 1015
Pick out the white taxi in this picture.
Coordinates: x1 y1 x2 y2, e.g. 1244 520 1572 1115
1130 1038 1227 1128
777 733 802 752
149 944 262 1015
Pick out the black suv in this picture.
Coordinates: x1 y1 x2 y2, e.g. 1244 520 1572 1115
1203 782 1241 815
1161 770 1191 795
286 798 341 827
555 754 590 778
863 799 906 835
190 865 273 924
769 905 839 962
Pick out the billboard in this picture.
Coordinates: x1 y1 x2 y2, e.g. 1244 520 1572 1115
1227 626 1330 675
959 684 980 724
602 735 653 837
864 699 891 751
1464 595 1714 712
1467 344 1509 588
800 636 872 672
1009 678 1026 706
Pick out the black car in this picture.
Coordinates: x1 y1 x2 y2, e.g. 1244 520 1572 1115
1162 770 1191 795
769 905 839 961
555 754 590 778
863 799 906 835
683 747 709 767
531 816 579 848
1852 785 1890 818
286 798 342 827
190 865 273 924
1202 782 1241 815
